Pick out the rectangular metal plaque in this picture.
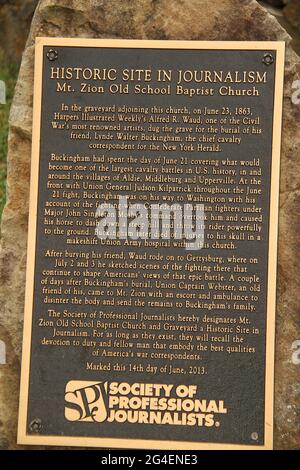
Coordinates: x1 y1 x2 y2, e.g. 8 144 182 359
18 38 285 449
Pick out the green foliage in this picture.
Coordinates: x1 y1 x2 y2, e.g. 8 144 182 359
0 50 19 217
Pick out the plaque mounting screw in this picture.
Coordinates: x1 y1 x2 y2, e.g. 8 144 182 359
262 53 274 66
251 432 259 441
47 49 58 61
29 418 42 434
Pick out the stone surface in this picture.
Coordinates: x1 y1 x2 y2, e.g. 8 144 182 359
0 0 299 450
259 1 300 55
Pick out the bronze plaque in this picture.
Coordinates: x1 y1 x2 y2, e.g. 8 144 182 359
18 38 285 450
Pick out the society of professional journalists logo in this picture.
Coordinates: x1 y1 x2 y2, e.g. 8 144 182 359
64 380 228 427
65 381 109 422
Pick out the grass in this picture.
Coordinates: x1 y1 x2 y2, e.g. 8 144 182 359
0 49 19 218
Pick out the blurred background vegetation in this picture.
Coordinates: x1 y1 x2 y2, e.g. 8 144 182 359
0 0 299 220
0 0 38 216
0 52 19 215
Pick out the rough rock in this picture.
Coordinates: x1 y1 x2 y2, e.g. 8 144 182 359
0 0 299 450
259 2 300 55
